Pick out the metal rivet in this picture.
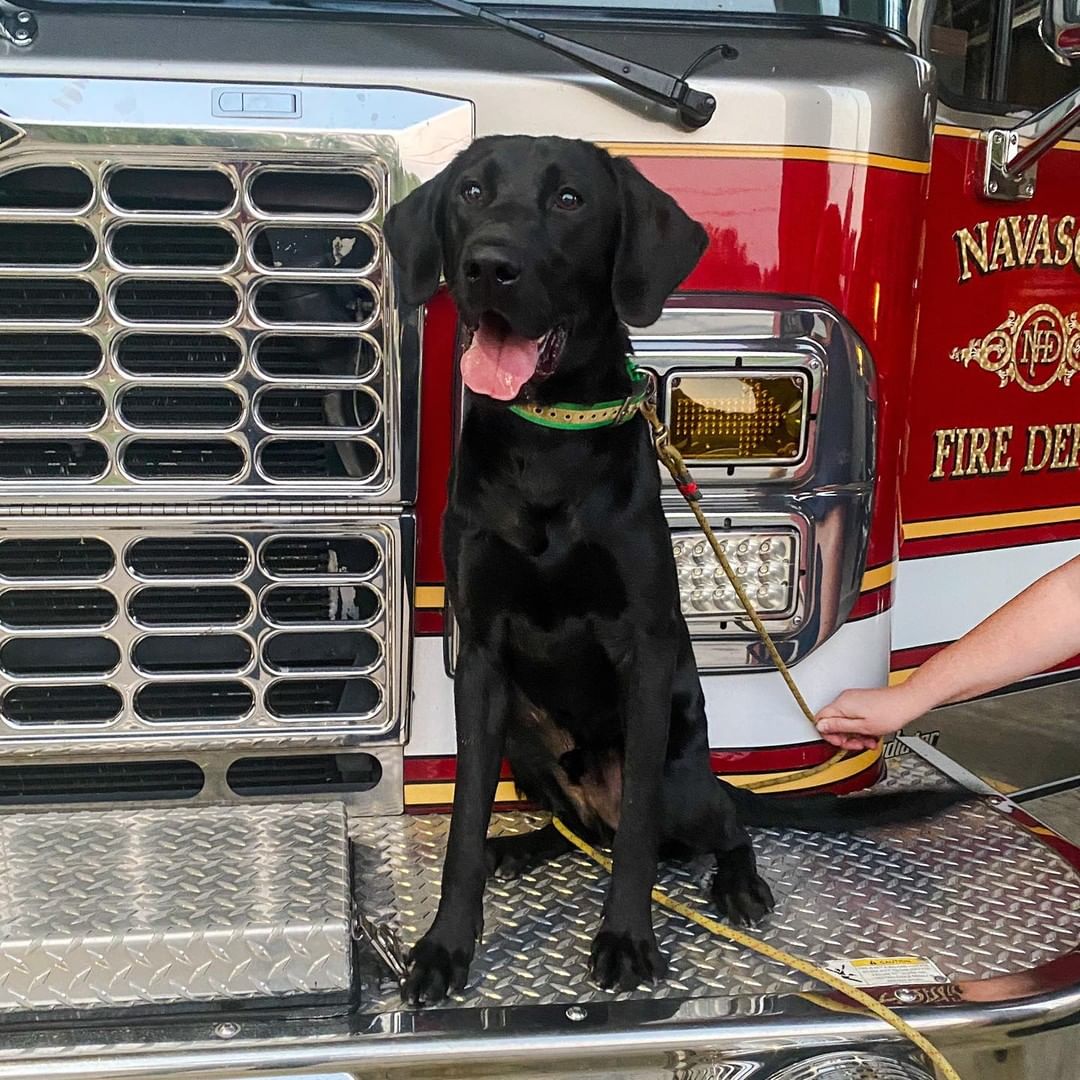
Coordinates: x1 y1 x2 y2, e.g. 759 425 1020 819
565 1005 587 1021
14 29 29 40
16 10 31 21
894 988 920 1004
1023 182 1034 196
989 182 999 194
214 1022 240 1040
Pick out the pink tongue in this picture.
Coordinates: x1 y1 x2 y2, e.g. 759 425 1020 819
461 321 540 400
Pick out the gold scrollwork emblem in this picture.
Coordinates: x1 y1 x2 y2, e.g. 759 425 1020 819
950 304 1080 393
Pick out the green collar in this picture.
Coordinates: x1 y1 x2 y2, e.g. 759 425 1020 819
507 360 649 431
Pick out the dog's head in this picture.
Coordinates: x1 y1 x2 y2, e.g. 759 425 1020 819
384 135 707 401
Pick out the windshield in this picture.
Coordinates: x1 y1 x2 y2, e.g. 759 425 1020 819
41 0 909 34
477 0 905 32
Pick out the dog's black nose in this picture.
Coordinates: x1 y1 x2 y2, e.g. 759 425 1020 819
464 249 521 288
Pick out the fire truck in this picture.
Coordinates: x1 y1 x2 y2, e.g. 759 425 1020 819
0 0 1076 1076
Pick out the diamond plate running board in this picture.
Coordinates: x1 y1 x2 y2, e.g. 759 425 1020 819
0 801 354 1016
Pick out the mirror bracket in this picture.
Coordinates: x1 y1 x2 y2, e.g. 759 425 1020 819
983 87 1080 200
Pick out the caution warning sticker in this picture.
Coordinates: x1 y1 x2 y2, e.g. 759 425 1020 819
822 955 950 987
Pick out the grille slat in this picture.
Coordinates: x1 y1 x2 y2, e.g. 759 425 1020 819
0 387 106 429
254 334 379 381
256 387 377 431
0 588 117 629
2 684 122 725
129 585 252 627
266 677 381 719
0 224 96 267
0 538 113 580
132 634 253 675
253 281 376 326
260 536 380 578
259 439 379 481
107 168 236 214
251 226 376 272
0 334 102 377
248 171 374 216
0 439 108 480
1 636 120 677
123 439 245 481
135 681 254 723
263 630 381 673
111 224 238 269
0 280 99 322
0 760 204 802
115 333 242 378
119 387 243 430
113 280 240 324
262 584 381 626
0 166 93 211
126 537 250 578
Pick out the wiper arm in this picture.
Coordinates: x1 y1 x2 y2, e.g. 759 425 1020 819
422 0 716 129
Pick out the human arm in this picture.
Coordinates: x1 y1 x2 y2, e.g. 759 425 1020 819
815 554 1080 751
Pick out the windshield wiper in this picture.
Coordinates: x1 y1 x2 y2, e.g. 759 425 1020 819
421 0 716 129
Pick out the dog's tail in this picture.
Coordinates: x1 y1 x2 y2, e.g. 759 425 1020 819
727 784 973 831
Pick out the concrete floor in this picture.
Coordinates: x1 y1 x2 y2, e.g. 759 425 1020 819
906 679 1080 841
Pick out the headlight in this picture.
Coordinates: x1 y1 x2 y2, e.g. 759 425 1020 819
667 371 808 465
673 529 797 618
768 1052 935 1080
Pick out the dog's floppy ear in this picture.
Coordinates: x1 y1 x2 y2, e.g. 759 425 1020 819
384 171 447 307
610 157 708 327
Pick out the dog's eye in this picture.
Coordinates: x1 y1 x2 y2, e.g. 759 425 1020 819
461 180 483 203
556 188 582 210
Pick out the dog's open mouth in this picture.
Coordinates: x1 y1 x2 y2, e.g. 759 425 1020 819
460 313 567 401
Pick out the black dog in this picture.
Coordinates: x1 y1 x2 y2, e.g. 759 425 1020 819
385 135 960 1005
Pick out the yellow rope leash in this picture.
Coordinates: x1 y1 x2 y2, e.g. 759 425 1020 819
551 816 960 1080
574 392 961 1080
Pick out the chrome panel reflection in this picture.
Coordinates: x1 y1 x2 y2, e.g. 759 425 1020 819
0 513 413 754
634 297 875 670
0 76 473 504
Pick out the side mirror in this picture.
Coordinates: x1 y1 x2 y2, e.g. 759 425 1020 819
1041 0 1080 63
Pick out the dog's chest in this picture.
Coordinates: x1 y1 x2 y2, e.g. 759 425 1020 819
463 518 630 631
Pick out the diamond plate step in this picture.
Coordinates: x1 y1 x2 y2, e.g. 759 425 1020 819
0 801 353 1014
352 757 1080 1008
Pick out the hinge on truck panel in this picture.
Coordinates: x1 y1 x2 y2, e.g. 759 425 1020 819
0 2 37 47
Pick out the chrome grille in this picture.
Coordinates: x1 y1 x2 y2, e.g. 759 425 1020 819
0 76 471 765
0 516 406 748
0 157 394 496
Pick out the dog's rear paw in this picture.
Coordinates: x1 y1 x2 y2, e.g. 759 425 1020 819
589 926 668 992
711 852 775 927
484 834 534 880
401 933 473 1006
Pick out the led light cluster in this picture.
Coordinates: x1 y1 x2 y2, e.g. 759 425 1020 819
672 531 796 617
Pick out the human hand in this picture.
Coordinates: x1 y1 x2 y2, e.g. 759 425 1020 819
814 686 925 751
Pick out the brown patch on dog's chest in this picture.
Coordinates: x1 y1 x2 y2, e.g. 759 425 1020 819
522 705 623 832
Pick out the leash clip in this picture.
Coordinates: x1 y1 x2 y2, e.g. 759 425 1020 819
612 394 636 426
354 913 409 986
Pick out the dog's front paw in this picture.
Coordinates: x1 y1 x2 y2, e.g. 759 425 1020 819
589 924 668 992
711 857 775 927
401 931 475 1006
